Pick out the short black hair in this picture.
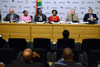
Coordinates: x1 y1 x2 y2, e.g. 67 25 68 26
52 10 58 14
63 30 69 38
23 10 28 13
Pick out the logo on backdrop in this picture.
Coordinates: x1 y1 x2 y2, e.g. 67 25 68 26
87 1 94 4
72 1 79 4
2 0 9 2
26 0 28 3
81 1 85 4
12 0 14 2
66 1 71 4
97 0 100 3
4 5 8 8
54 0 56 4
45 1 51 4
17 1 23 3
81 12 84 15
60 6 64 9
59 1 65 4
19 5 22 9
11 6 16 8
3 11 8 14
24 6 30 8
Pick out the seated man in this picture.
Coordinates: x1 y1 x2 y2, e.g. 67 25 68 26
66 9 79 22
16 48 40 64
0 13 1 22
53 48 84 67
83 9 98 24
4 8 19 22
34 9 47 22
13 48 49 67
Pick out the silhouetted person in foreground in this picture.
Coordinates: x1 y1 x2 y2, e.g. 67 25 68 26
62 30 69 39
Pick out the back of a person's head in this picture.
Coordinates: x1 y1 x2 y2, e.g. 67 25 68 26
0 62 5 67
62 48 74 60
62 30 69 39
23 48 33 61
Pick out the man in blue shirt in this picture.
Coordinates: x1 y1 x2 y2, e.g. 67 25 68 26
52 48 84 67
83 9 98 24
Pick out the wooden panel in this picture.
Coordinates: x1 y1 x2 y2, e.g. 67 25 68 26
31 24 53 41
0 23 100 42
52 24 64 42
10 33 30 40
0 23 30 40
0 33 9 40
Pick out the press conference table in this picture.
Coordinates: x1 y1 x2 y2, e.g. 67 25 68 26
0 23 100 42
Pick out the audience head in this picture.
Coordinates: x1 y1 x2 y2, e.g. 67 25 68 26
52 10 58 16
62 48 74 61
0 63 5 67
23 48 33 61
71 9 75 15
62 30 69 39
9 8 14 14
23 10 28 16
38 9 42 15
88 9 93 14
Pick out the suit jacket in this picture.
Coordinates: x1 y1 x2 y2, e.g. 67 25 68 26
83 13 98 22
66 14 79 21
34 14 47 22
0 14 1 21
4 13 19 22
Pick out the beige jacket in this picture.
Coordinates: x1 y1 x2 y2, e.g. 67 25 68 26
66 14 79 21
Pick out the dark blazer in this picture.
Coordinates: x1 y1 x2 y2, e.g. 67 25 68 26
34 14 47 22
83 13 98 22
4 13 19 22
0 14 1 21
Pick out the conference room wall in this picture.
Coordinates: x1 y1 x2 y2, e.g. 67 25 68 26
0 0 100 23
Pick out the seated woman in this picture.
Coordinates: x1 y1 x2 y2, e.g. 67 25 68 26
48 10 60 23
20 10 32 23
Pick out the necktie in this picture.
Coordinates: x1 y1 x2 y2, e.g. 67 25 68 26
89 14 93 21
89 14 91 19
72 15 73 21
10 15 13 21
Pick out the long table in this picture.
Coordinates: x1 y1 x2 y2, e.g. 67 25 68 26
0 23 100 42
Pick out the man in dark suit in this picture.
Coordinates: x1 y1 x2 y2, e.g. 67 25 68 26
4 8 19 22
34 9 47 22
0 14 1 22
83 9 98 24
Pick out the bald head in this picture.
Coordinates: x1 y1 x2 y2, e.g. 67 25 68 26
0 64 5 67
23 48 33 61
9 8 14 14
24 48 32 52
